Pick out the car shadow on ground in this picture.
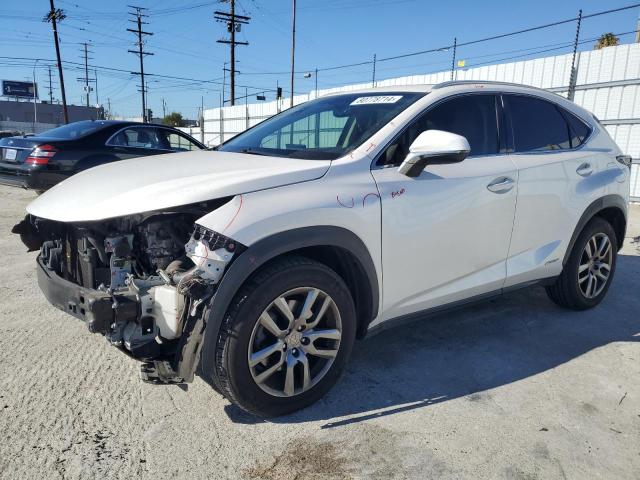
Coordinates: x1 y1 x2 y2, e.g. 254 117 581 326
223 254 640 427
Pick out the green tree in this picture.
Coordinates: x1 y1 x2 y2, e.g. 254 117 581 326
594 33 620 50
162 112 185 127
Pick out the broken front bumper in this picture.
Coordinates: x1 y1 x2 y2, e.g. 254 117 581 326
36 255 138 333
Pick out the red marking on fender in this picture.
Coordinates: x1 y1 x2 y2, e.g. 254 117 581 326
391 188 405 199
362 192 380 207
336 195 354 208
222 194 243 233
197 240 210 268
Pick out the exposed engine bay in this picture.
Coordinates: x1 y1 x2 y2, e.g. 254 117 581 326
14 199 244 384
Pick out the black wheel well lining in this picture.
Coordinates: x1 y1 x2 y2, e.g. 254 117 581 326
276 245 374 339
594 206 626 250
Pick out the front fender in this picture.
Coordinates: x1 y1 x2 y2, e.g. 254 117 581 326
202 225 380 347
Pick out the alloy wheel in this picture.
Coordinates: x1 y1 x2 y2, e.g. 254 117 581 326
578 232 613 299
248 287 342 397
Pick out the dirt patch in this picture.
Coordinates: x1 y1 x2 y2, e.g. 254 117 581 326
245 437 350 480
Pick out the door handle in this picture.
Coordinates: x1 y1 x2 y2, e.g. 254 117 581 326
487 177 515 194
576 162 593 177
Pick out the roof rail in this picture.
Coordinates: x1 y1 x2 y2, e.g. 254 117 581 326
432 80 539 90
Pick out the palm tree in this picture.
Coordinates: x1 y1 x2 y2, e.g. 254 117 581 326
594 33 620 50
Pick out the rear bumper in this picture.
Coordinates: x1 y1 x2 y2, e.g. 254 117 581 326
0 163 65 190
36 256 138 333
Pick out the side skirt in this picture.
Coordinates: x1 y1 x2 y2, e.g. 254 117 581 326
366 276 558 338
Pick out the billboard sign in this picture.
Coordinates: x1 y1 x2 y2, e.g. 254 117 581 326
2 80 38 98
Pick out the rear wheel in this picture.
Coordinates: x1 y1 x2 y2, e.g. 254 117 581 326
546 217 617 310
203 256 356 417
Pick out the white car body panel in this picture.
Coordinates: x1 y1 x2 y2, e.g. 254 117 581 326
503 108 629 288
370 154 518 325
26 150 331 222
25 82 630 333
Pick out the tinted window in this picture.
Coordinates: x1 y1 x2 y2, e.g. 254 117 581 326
158 130 202 151
41 120 104 139
109 127 164 149
563 110 590 148
218 92 424 160
379 94 499 166
506 95 578 152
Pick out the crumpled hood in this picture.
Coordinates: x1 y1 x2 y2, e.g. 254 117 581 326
27 150 330 222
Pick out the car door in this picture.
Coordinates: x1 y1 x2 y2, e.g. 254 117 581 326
371 93 518 321
106 126 168 160
502 94 601 288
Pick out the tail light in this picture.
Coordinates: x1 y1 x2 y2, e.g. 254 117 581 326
26 144 57 165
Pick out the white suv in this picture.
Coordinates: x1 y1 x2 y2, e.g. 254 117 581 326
16 81 630 416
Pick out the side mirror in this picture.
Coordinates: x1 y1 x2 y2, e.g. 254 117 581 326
398 130 470 177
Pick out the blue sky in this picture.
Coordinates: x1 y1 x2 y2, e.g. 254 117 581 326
1 0 638 119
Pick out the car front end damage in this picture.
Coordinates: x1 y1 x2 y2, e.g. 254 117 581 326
13 199 245 384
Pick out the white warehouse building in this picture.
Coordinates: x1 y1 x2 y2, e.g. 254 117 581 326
181 42 640 201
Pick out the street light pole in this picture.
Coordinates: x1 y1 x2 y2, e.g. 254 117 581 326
32 59 38 129
290 0 296 108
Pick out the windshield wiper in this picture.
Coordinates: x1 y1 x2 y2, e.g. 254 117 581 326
239 148 273 156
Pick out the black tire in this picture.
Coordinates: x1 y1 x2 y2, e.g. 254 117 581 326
201 255 356 417
546 216 617 310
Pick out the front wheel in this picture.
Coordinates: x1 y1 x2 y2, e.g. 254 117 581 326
546 217 617 310
204 256 356 417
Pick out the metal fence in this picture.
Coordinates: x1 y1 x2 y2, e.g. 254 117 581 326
178 43 640 202
0 120 58 135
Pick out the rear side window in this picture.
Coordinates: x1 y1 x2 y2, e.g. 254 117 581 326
109 127 164 150
158 130 202 151
505 95 589 152
379 94 499 166
563 110 590 147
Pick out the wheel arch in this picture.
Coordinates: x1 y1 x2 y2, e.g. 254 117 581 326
563 194 627 266
205 226 380 347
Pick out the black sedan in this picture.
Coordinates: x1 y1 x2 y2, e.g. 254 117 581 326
0 120 206 192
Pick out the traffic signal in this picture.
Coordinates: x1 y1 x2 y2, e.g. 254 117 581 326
276 87 282 99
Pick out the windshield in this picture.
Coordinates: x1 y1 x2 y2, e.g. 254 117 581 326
40 120 105 139
218 92 424 160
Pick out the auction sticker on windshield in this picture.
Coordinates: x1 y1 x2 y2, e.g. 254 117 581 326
350 95 403 105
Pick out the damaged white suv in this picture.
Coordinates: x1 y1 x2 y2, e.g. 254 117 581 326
15 81 630 416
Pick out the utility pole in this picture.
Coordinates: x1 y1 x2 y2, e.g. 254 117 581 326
44 0 68 123
568 9 582 102
79 42 93 107
222 62 226 105
451 37 457 81
94 68 99 106
290 0 296 108
47 66 54 103
32 60 39 128
215 1 249 106
372 54 377 88
128 6 153 122
162 98 166 117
